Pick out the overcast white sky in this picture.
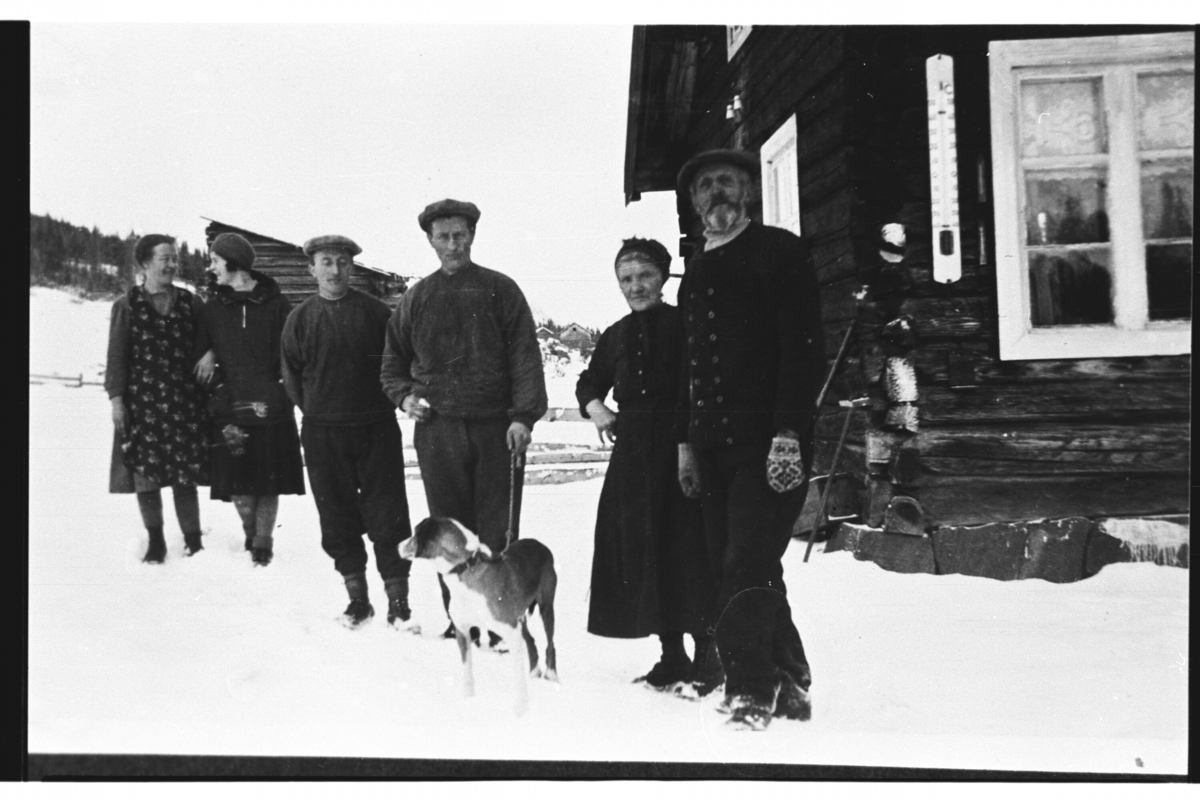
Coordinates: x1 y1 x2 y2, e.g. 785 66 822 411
28 3 1177 328
31 22 687 327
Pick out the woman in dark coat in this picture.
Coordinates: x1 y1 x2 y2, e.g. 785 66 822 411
106 234 210 563
195 232 305 566
576 237 715 689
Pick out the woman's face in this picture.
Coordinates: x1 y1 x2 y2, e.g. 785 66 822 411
615 254 665 313
209 252 236 286
141 243 178 290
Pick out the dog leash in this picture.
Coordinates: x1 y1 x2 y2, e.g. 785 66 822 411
504 449 525 550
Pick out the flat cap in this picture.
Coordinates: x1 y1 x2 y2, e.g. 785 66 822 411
676 149 760 192
418 199 481 233
303 235 362 257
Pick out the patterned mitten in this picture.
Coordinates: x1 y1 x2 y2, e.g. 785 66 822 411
766 436 805 493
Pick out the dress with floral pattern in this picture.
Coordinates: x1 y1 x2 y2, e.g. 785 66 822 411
121 285 210 487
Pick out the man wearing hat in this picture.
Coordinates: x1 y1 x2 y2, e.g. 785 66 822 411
281 235 415 630
381 199 548 641
674 149 825 730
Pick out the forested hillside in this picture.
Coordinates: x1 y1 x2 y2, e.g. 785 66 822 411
29 213 208 295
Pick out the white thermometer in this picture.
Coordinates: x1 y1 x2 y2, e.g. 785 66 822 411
927 54 962 284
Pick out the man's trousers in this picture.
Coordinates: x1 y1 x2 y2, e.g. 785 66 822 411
695 437 812 706
302 417 412 581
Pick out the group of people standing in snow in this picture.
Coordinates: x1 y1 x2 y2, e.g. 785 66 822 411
105 148 824 730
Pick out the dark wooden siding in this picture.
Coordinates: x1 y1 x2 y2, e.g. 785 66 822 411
632 25 1191 528
203 220 404 308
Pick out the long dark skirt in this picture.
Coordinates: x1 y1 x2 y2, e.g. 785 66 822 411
210 418 306 501
587 404 714 639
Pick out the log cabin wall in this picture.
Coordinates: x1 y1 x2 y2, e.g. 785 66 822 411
203 220 404 308
635 25 1190 530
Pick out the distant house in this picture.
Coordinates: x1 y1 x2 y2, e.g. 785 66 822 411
558 322 593 348
535 324 557 341
203 219 406 307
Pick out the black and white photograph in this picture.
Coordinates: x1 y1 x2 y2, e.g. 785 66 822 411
23 1 1192 783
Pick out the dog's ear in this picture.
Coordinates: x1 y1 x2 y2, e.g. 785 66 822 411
414 517 438 546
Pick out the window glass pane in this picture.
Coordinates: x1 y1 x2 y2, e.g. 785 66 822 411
1028 248 1114 326
1141 161 1194 240
1021 79 1106 157
1025 170 1109 245
1138 72 1195 151
1146 243 1192 321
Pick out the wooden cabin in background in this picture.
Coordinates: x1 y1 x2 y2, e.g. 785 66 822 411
203 219 406 307
624 25 1192 580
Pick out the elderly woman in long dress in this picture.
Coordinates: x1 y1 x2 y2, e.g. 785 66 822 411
106 234 210 563
575 237 715 689
195 233 305 567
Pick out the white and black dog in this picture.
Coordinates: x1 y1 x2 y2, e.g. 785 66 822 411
400 517 558 715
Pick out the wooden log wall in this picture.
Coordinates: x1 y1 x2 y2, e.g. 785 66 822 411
840 26 1191 526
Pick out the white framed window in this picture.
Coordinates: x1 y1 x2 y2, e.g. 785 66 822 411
761 114 801 236
989 32 1193 360
726 26 752 60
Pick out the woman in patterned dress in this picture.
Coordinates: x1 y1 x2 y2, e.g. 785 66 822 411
106 234 211 563
575 238 716 689
194 232 304 567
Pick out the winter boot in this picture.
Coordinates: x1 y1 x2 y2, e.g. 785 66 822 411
183 529 204 557
725 692 779 732
773 677 813 721
384 577 419 633
635 633 692 690
242 521 255 552
251 534 273 567
339 573 374 629
675 634 724 701
142 526 167 564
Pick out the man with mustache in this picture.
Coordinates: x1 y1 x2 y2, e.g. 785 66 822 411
674 150 825 730
381 199 548 643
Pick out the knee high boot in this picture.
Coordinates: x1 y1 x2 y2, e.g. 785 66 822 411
137 490 167 564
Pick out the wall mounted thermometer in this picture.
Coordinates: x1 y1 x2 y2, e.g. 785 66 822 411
926 54 962 284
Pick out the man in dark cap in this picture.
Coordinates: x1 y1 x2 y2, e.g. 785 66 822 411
674 149 825 730
281 235 415 631
381 199 548 642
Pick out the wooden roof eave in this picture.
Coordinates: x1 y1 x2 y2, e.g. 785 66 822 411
202 217 399 281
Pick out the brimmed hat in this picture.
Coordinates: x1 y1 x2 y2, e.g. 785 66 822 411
418 199 481 233
676 149 760 193
303 234 362 258
210 232 256 271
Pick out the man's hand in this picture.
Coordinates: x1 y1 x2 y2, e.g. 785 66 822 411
401 394 433 422
585 399 617 445
111 397 128 437
193 350 217 384
507 421 532 454
678 443 701 498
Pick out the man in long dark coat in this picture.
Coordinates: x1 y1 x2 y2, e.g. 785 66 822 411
675 149 825 730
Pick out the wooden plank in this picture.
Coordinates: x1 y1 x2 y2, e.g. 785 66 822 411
897 295 993 341
922 452 1188 475
919 381 1192 425
920 473 1190 526
913 342 1191 387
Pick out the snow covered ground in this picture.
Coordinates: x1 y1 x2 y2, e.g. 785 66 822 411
27 286 1189 775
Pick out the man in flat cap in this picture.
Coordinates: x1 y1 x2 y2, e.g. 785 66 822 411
674 149 825 730
381 199 548 642
281 235 415 631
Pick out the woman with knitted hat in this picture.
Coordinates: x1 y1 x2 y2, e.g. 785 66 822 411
575 237 716 690
195 232 305 566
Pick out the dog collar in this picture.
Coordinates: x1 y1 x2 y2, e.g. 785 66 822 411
447 550 483 576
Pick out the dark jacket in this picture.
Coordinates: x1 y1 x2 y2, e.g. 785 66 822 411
281 288 396 426
575 303 713 638
380 262 548 429
676 221 825 449
197 271 294 426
